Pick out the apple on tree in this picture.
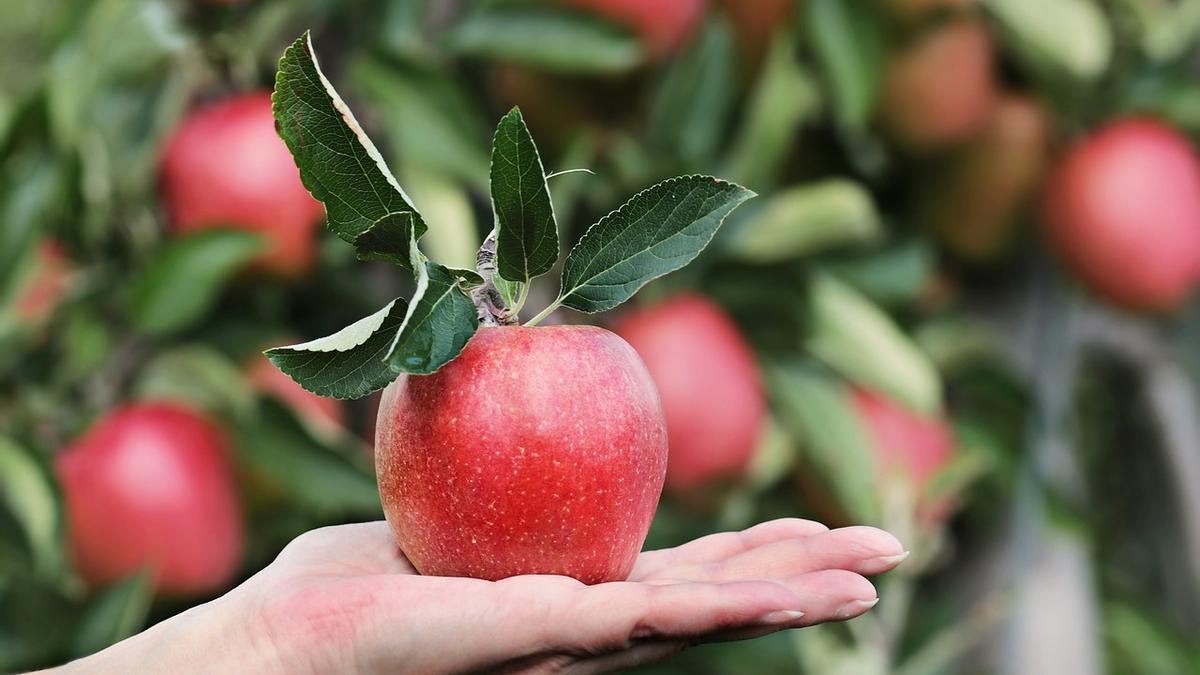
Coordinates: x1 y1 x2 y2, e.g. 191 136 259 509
614 294 766 493
564 0 705 59
55 402 244 595
8 240 72 324
262 32 755 584
1041 117 1200 311
160 92 325 278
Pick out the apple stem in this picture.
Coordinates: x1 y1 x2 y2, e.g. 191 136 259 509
524 299 561 327
473 230 515 326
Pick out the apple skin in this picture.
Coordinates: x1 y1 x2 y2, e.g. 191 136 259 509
375 325 667 584
1042 118 1200 311
247 350 345 434
850 388 954 496
925 94 1051 262
880 19 995 151
160 92 325 278
55 403 244 595
613 294 766 493
563 0 705 58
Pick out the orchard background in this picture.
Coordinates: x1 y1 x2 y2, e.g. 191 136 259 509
3 0 1200 672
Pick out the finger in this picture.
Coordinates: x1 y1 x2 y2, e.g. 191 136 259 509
665 526 906 583
777 569 880 626
566 641 687 675
531 578 805 654
630 518 830 581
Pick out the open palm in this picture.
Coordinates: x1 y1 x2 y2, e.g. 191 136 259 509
234 519 907 674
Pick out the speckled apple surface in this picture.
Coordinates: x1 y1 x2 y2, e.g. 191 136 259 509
375 325 667 584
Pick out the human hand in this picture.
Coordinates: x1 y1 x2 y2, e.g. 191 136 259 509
55 519 906 674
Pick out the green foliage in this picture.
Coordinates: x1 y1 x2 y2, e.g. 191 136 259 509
491 108 559 286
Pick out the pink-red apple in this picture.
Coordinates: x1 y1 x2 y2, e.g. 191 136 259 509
850 388 954 498
160 92 325 278
925 93 1051 262
563 0 705 58
1042 117 1200 310
614 294 766 493
55 402 244 595
375 325 667 584
880 19 995 151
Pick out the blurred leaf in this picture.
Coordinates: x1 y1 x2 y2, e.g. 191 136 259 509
986 0 1112 82
745 416 797 491
133 346 255 417
71 572 152 658
127 230 263 337
0 576 76 671
1104 601 1200 675
47 0 187 147
0 437 63 580
491 107 559 285
822 238 935 307
236 399 380 515
806 274 942 414
386 258 479 375
445 5 643 74
804 0 884 130
1132 0 1200 63
274 32 426 245
555 176 756 313
728 33 821 190
402 170 480 270
349 57 490 191
726 179 881 264
648 18 738 166
267 299 408 400
769 364 879 524
0 154 61 299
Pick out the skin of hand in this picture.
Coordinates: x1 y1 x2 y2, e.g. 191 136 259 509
47 519 907 675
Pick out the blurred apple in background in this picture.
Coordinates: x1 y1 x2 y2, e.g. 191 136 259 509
160 93 325 278
10 240 72 324
851 387 956 526
880 17 995 151
563 0 705 59
375 326 667 584
614 294 766 493
1042 117 1200 311
55 403 244 596
924 94 1051 262
247 345 345 436
717 0 795 72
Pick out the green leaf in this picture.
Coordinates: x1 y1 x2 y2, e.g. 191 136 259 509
726 179 880 264
266 299 409 400
647 18 738 165
557 176 755 313
127 230 263 337
986 0 1111 82
491 107 558 286
0 437 63 579
386 258 480 375
768 364 879 524
805 274 942 414
353 212 417 267
71 572 152 658
236 400 380 515
132 346 255 416
446 5 643 74
822 239 935 307
804 0 884 130
273 31 425 244
727 33 821 189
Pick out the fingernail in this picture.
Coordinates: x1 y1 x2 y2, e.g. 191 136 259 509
834 598 879 620
756 610 805 625
857 550 910 573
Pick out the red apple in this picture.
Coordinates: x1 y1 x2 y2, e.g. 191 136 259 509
375 325 667 584
563 0 705 58
160 92 325 278
247 348 346 435
925 93 1051 262
880 18 995 151
55 403 244 595
1042 117 1200 310
11 240 72 323
850 388 954 496
614 294 766 492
